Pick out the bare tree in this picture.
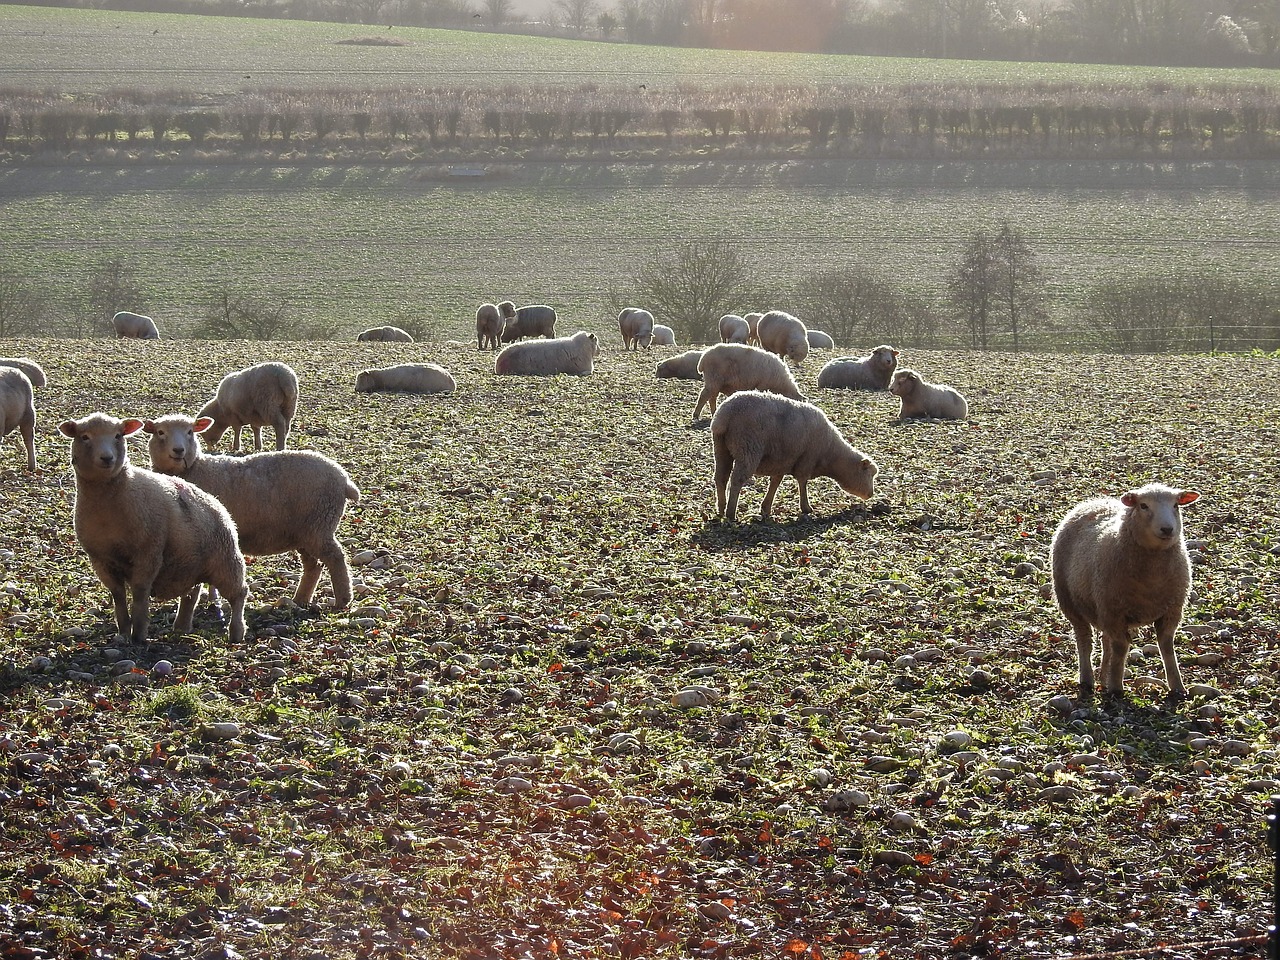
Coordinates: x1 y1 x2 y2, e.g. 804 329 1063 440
947 230 997 350
793 264 940 347
484 0 513 25
85 260 147 338
624 239 763 345
991 222 1046 351
555 0 599 34
0 263 47 337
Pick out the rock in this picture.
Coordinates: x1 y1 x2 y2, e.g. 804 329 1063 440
495 776 533 793
673 686 720 709
825 789 871 811
200 722 242 741
872 849 918 868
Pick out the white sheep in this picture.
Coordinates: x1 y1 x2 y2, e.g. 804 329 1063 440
757 310 810 364
357 326 415 342
718 314 750 344
651 324 676 346
59 413 247 644
806 330 835 350
1050 484 1201 701
476 303 504 351
495 331 598 376
655 349 704 381
0 358 46 388
889 368 968 420
816 344 900 390
499 303 557 342
618 307 655 350
743 312 763 345
693 343 804 421
0 368 37 471
196 361 299 452
144 413 361 609
112 311 159 339
355 363 456 394
711 390 877 522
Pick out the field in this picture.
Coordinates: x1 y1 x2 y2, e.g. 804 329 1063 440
1 338 1279 958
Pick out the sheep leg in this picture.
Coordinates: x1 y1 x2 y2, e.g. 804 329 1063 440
107 584 132 643
712 438 733 518
692 384 716 421
224 587 246 645
251 425 265 451
272 415 289 451
1067 618 1095 695
1098 629 1130 697
1153 613 1187 699
294 552 324 607
796 478 812 515
322 546 353 610
20 420 36 471
128 587 153 644
230 426 243 452
759 475 785 520
725 459 756 524
175 584 203 635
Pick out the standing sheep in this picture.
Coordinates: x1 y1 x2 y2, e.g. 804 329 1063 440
693 343 804 421
889 369 968 420
744 312 764 345
355 363 455 394
806 330 836 350
0 358 46 388
197 361 299 452
816 345 900 390
711 390 877 522
719 314 750 344
476 303 504 351
618 308 656 350
499 303 557 342
145 414 360 610
1050 483 1201 701
757 310 810 364
655 349 704 381
0 368 37 471
59 413 247 645
495 331 599 376
357 326 415 342
651 324 676 346
112 311 159 340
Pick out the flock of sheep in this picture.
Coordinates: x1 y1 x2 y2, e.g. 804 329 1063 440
0 300 1202 706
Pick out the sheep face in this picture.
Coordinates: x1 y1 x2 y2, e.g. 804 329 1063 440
1120 485 1200 550
832 452 878 500
143 415 212 473
889 370 920 397
61 414 142 480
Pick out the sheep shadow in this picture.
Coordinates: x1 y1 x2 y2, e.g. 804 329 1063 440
1046 692 1196 766
692 500 891 552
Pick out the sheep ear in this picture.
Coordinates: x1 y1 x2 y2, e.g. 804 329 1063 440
59 421 78 438
1176 490 1200 506
141 420 158 434
120 419 145 436
1120 491 1138 507
193 417 215 433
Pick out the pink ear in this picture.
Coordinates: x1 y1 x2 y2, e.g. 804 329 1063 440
121 419 144 436
1177 490 1200 506
1120 492 1137 507
193 417 215 433
141 420 158 434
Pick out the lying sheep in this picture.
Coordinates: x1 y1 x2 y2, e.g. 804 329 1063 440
744 312 763 345
889 368 968 420
197 361 299 452
619 307 656 350
719 314 750 344
60 413 247 644
693 343 804 420
1050 484 1201 701
816 344 900 390
476 303 504 351
711 390 877 522
807 330 835 350
0 358 46 388
757 310 810 364
145 413 361 609
655 349 704 381
355 363 456 394
112 311 159 339
357 326 415 342
0 368 37 471
500 303 557 342
495 331 599 376
651 324 676 346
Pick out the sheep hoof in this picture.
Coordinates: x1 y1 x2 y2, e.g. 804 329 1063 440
1163 689 1189 708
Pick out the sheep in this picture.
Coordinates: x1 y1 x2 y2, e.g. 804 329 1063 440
756 310 810 364
655 349 704 381
0 368 37 471
476 303 504 350
144 413 360 610
357 326 415 342
806 330 835 350
618 307 655 350
693 343 804 421
651 324 676 346
719 314 750 344
495 331 599 377
743 312 763 345
499 303 557 342
59 413 247 645
1050 484 1201 701
112 311 159 339
816 344 900 391
889 368 968 420
196 361 299 452
355 363 456 394
711 390 877 523
0 358 46 388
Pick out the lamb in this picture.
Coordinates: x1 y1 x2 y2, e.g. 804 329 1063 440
816 344 900 390
495 331 599 377
499 303 557 342
357 326 415 342
112 311 159 339
711 390 877 523
806 330 835 350
0 358 46 388
693 343 804 421
1050 484 1201 701
655 349 704 381
743 312 764 345
59 413 247 645
197 361 299 452
144 413 360 610
618 307 655 350
355 363 456 394
756 310 810 364
476 303 504 351
651 324 676 346
719 314 750 344
0 368 37 471
889 368 968 420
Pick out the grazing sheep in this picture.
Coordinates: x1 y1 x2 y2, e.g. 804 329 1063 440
744 312 763 345
711 390 877 523
0 368 37 471
757 310 810 364
145 414 360 609
59 413 247 645
889 368 968 420
476 303 504 351
618 307 656 350
719 314 750 344
112 311 159 339
197 361 299 452
651 324 676 346
1050 483 1201 701
816 344 900 391
693 343 804 420
655 349 704 381
499 303 557 342
355 363 456 394
0 358 46 388
357 326 415 342
495 331 599 376
806 330 835 350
